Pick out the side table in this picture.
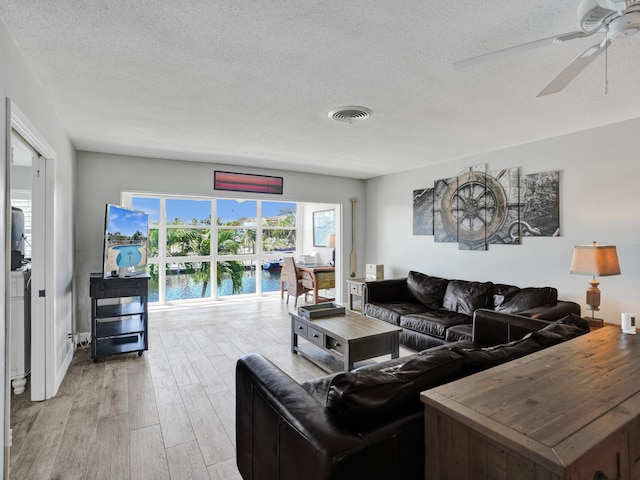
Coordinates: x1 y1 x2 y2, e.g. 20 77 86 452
346 278 366 312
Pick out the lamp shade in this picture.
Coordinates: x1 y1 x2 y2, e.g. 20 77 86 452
326 234 336 249
570 242 621 277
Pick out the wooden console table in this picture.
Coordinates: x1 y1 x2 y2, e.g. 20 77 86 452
421 326 640 480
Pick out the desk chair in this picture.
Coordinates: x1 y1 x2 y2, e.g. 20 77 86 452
284 257 313 307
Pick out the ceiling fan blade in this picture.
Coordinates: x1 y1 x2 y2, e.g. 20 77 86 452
452 31 593 69
537 39 609 96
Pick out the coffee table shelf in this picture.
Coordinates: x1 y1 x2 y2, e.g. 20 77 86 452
290 309 401 373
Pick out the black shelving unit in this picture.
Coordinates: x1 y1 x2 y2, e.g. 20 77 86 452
90 273 149 362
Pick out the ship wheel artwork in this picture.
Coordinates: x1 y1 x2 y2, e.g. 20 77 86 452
440 171 507 245
414 165 559 249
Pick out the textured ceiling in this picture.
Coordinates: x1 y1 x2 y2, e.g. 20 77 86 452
2 1 640 179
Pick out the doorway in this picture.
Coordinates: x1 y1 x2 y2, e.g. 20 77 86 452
7 102 58 405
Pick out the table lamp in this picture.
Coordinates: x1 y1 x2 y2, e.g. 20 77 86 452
327 234 336 266
569 241 621 327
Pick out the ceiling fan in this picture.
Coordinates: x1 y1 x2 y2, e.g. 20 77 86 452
454 0 640 96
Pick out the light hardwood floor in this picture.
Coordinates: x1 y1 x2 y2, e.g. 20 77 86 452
9 295 339 480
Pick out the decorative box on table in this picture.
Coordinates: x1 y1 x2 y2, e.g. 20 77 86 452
297 303 345 318
366 264 384 281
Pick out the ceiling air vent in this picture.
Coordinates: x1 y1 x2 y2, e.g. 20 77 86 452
328 106 373 123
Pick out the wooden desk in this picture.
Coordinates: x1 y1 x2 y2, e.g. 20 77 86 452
421 326 640 480
280 264 335 304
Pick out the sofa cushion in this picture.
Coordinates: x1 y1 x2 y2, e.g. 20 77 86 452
449 336 543 373
400 310 471 339
406 271 449 309
442 279 494 315
446 324 474 342
363 302 430 326
494 286 558 314
325 349 465 430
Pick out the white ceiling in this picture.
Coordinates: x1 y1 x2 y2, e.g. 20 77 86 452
2 1 640 179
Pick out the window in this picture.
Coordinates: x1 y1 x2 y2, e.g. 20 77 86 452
129 194 298 303
262 201 296 254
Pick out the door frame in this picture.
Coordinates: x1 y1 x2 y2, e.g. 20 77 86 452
7 99 56 402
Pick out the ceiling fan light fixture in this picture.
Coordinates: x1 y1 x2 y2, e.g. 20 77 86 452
328 106 373 123
608 10 640 38
579 3 614 32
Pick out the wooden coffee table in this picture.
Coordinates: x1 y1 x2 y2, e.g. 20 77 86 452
290 310 401 372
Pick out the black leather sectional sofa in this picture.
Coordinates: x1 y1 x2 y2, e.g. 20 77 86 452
363 270 581 351
235 310 589 480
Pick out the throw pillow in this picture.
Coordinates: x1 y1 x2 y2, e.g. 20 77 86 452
494 286 557 314
524 329 565 348
539 313 590 336
406 271 449 309
449 337 543 372
522 313 590 347
325 349 464 430
442 279 494 315
300 373 340 406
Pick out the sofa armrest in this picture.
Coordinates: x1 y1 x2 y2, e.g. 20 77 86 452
236 353 361 480
472 309 552 346
363 278 410 304
517 300 581 320
236 353 424 480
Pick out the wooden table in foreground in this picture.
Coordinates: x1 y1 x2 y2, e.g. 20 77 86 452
421 326 640 480
290 310 401 372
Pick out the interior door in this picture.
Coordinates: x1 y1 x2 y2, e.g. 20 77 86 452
29 155 46 401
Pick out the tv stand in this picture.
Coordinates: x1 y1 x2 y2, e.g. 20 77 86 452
90 274 149 362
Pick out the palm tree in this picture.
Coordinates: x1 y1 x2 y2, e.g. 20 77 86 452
216 260 244 294
166 227 242 297
216 229 244 295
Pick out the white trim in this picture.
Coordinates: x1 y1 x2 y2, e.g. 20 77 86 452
10 106 55 159
8 100 69 402
4 97 12 480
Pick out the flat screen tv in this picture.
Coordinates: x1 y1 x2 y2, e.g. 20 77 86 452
102 204 149 278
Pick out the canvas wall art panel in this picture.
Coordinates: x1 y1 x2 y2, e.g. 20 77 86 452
521 170 560 237
434 176 458 243
487 167 520 245
413 188 434 235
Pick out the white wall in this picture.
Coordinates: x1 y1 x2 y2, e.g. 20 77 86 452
365 117 640 326
75 152 365 332
10 165 30 190
1 15 76 462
